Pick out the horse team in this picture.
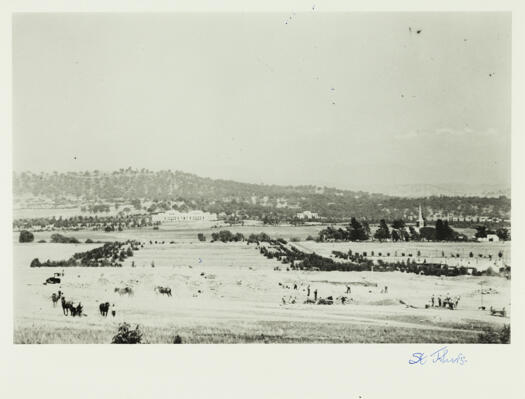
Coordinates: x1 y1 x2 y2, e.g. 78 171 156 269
50 284 173 318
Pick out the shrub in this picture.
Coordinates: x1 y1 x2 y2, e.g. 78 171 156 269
501 324 510 344
478 328 500 344
173 335 183 344
86 238 94 243
38 240 46 243
305 235 315 241
478 325 510 344
111 323 142 344
290 237 300 242
19 230 34 243
51 234 80 244
197 233 206 242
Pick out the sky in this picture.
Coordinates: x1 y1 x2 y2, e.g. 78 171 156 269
12 12 511 190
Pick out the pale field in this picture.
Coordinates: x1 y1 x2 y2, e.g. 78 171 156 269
296 241 510 271
13 231 511 344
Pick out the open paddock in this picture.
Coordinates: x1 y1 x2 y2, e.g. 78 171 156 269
14 236 510 343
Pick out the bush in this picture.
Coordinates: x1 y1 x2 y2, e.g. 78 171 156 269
111 323 142 344
86 238 94 243
173 335 183 344
19 230 34 243
305 235 315 241
290 237 300 242
478 325 510 344
30 258 41 267
197 233 206 242
51 233 80 244
501 324 510 344
38 240 46 243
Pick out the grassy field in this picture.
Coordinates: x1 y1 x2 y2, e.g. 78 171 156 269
13 231 511 344
14 319 487 344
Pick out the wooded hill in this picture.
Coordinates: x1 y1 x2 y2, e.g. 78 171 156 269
13 169 510 222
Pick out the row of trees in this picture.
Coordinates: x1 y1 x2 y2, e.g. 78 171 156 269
475 226 510 241
254 237 497 276
30 240 140 267
319 218 370 241
318 218 508 242
14 214 153 232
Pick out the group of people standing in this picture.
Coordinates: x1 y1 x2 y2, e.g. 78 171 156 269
430 293 460 310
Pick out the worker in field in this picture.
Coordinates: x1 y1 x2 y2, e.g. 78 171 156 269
431 294 435 307
346 285 351 294
307 285 311 297
314 289 318 301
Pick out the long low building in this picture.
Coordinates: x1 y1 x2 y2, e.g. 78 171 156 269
151 210 218 226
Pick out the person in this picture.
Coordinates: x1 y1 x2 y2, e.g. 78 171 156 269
438 296 442 307
384 286 388 294
346 285 351 294
111 304 116 317
294 283 298 290
314 289 318 301
431 295 435 307
307 285 311 297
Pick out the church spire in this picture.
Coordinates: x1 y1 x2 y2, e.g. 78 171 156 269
418 204 424 227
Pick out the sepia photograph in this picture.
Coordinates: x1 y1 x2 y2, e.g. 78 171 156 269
11 11 511 345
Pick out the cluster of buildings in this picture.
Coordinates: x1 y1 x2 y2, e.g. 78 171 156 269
151 210 218 225
407 211 504 224
295 211 319 220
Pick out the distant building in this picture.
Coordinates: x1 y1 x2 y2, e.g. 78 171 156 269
417 205 425 227
151 210 218 225
478 234 500 243
296 211 319 220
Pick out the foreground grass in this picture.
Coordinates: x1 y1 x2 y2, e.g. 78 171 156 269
14 319 482 344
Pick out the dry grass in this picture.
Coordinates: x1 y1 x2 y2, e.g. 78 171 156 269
13 233 511 345
15 319 483 344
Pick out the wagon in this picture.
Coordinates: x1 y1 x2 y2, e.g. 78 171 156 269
490 306 507 317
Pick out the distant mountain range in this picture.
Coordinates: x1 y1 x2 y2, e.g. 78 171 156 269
353 183 510 198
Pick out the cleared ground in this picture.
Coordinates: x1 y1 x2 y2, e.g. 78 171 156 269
13 230 511 343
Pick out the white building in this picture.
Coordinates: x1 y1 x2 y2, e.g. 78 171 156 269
296 211 319 220
478 234 500 243
151 210 218 225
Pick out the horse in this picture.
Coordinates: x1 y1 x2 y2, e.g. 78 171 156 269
114 287 133 296
99 302 110 317
51 291 62 307
70 302 83 317
154 286 172 296
61 296 74 316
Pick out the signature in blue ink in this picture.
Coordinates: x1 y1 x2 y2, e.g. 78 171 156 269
409 346 467 366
